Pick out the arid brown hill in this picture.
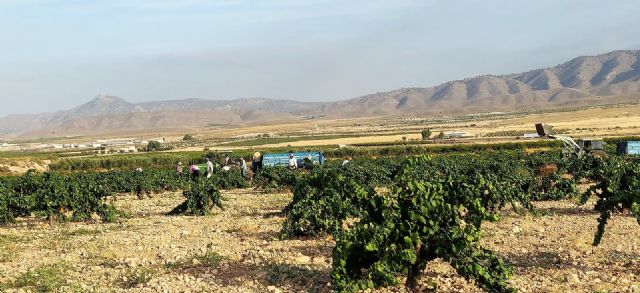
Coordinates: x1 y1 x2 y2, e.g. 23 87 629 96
1 50 639 138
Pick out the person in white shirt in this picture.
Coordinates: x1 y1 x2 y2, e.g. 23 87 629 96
206 158 214 178
288 154 298 170
240 157 248 179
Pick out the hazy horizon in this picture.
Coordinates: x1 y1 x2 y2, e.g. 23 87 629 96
1 0 639 117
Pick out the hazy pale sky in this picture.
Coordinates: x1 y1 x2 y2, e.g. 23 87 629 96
0 0 639 116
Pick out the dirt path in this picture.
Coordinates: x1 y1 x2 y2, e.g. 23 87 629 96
0 190 639 292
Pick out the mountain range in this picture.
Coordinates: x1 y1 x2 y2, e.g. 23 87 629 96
1 49 640 139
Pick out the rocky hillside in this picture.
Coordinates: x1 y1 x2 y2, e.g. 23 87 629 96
325 50 640 116
0 96 326 138
1 50 639 138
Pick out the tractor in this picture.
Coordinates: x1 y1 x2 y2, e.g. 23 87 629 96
535 123 607 158
534 123 607 178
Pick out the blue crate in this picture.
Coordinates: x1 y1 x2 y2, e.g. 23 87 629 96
617 141 640 155
262 152 325 167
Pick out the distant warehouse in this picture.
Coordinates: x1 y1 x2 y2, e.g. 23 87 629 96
443 131 473 139
0 143 20 151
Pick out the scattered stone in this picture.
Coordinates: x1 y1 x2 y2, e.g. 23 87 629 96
295 254 311 264
566 273 580 283
125 257 139 267
312 256 325 265
3 190 640 292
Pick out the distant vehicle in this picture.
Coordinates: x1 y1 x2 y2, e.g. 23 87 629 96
261 152 324 167
617 141 640 155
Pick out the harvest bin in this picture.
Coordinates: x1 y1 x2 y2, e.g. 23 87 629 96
261 152 325 167
617 141 640 155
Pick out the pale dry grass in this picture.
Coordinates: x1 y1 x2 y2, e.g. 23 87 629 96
169 104 640 149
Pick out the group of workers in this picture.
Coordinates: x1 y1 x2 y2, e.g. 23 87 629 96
286 153 333 169
173 151 329 180
175 155 252 179
253 151 316 170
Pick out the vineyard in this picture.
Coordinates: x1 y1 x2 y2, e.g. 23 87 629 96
274 152 640 292
0 168 246 225
1 149 640 292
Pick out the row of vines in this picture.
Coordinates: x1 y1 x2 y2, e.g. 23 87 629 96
1 148 639 292
266 151 640 292
0 168 247 225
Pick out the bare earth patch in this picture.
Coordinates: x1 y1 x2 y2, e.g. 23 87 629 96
0 190 639 292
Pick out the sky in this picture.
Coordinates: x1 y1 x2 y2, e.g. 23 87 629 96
0 0 639 116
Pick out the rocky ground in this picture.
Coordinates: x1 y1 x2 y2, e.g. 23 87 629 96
0 159 50 175
0 189 639 292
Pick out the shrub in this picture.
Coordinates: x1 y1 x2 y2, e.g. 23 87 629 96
331 157 516 292
168 179 224 216
146 141 162 152
421 128 432 140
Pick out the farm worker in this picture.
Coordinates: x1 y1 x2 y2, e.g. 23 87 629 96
206 158 214 178
342 159 350 166
176 162 183 174
189 163 200 180
240 157 248 179
252 151 262 172
288 154 298 170
224 156 230 166
305 154 313 167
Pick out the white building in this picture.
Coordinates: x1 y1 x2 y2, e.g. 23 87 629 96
0 143 20 151
443 131 473 139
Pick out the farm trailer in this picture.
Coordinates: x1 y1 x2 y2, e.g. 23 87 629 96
261 152 325 167
617 141 640 155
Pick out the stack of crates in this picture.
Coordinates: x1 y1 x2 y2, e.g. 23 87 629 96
617 141 640 155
